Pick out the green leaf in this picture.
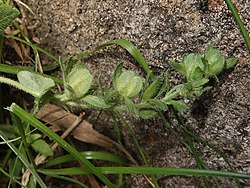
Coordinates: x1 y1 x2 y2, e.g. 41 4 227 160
112 62 123 89
170 61 186 76
26 133 42 144
155 71 170 98
17 71 55 98
171 54 204 82
0 63 63 84
142 75 164 100
39 166 250 179
82 95 110 109
103 90 119 102
63 57 75 78
225 57 238 69
125 98 139 118
31 139 53 157
190 78 209 88
9 103 114 187
138 109 158 119
0 124 17 139
27 175 37 188
43 151 126 168
182 53 204 81
0 130 47 188
163 85 183 102
204 45 225 75
166 100 188 111
191 66 204 81
30 133 42 142
146 99 168 111
0 4 19 35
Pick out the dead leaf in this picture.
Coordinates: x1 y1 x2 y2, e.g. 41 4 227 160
6 39 24 60
36 104 136 164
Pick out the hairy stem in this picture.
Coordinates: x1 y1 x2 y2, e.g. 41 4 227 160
0 76 39 97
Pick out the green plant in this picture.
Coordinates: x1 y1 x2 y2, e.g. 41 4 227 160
0 1 249 187
0 0 19 35
0 45 238 118
0 39 242 187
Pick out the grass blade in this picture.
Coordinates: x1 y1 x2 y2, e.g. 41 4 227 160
41 173 89 188
76 39 154 77
0 130 47 188
225 0 250 52
42 151 126 168
39 167 250 179
0 64 62 84
0 167 23 187
8 103 114 188
6 34 60 63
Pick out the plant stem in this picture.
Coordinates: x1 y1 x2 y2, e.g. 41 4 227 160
0 167 23 186
108 111 122 141
225 0 250 52
0 76 39 97
116 112 159 188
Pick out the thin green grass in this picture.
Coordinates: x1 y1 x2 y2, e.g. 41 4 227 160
115 111 160 188
0 167 23 187
8 103 115 188
39 167 250 179
0 63 62 84
42 151 127 168
42 174 89 188
6 34 59 63
225 0 250 52
76 39 154 78
0 130 47 188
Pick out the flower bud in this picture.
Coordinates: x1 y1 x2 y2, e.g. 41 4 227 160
65 62 93 99
115 70 143 98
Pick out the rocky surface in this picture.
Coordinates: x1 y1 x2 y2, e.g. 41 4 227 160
23 0 249 187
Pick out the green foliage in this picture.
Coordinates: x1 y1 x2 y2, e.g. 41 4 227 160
0 44 238 119
17 71 55 98
225 57 238 69
64 61 93 99
114 70 143 98
112 62 123 89
204 45 225 76
125 98 139 118
26 133 53 157
0 2 19 35
142 75 165 100
31 139 53 157
82 95 110 109
0 1 248 186
0 35 242 187
171 53 204 81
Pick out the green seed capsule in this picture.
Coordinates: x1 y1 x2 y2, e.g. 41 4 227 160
115 70 143 98
65 62 93 99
